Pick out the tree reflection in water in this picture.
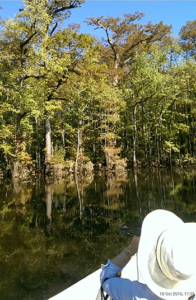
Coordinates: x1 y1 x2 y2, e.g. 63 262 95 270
0 169 196 299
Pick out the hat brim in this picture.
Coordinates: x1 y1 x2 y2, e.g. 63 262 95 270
138 210 196 300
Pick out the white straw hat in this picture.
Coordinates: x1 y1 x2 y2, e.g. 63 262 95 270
138 209 196 300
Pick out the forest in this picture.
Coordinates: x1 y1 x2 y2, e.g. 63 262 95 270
0 0 196 178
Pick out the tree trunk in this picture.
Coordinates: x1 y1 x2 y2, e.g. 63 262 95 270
133 104 137 168
62 129 65 148
45 113 52 163
44 29 52 164
114 54 119 87
113 56 119 145
75 120 82 173
157 110 162 167
105 109 107 148
168 121 172 167
156 126 160 166
147 111 152 167
13 78 23 178
35 117 41 169
159 112 163 164
3 140 9 168
142 104 147 162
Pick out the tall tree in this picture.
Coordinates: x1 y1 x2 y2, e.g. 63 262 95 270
86 13 172 85
85 14 172 168
179 20 196 60
122 45 183 167
0 0 87 174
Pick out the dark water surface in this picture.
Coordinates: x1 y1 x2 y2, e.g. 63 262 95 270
0 169 196 300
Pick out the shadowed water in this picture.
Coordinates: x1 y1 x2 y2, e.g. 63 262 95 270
0 168 196 300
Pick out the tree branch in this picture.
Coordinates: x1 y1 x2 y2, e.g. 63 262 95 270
52 3 82 16
20 31 37 49
50 98 69 101
23 74 45 80
133 94 156 112
50 22 58 36
67 67 81 76
46 75 68 102
97 21 118 62
18 111 30 121
121 36 155 67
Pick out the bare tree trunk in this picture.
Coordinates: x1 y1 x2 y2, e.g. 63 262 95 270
169 121 172 168
113 56 119 145
159 112 163 164
35 117 41 169
44 29 52 165
105 110 107 148
192 124 195 157
157 110 163 167
142 104 146 162
150 170 155 209
114 55 119 87
75 131 80 173
45 114 52 163
158 169 163 209
13 78 23 178
156 126 160 166
62 129 65 148
133 104 137 168
75 120 82 173
147 111 152 167
169 141 172 167
3 140 9 167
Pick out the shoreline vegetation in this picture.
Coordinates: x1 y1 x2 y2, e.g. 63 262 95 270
1 1 196 179
1 158 196 180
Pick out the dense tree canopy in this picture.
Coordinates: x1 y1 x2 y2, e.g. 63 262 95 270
179 20 196 60
0 0 196 177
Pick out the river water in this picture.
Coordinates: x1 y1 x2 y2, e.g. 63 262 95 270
0 168 196 300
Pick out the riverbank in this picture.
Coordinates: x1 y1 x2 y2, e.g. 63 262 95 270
1 156 196 180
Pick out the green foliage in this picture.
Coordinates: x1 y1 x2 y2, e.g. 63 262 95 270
64 159 75 168
164 141 180 153
0 2 196 172
179 20 196 60
50 145 65 165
